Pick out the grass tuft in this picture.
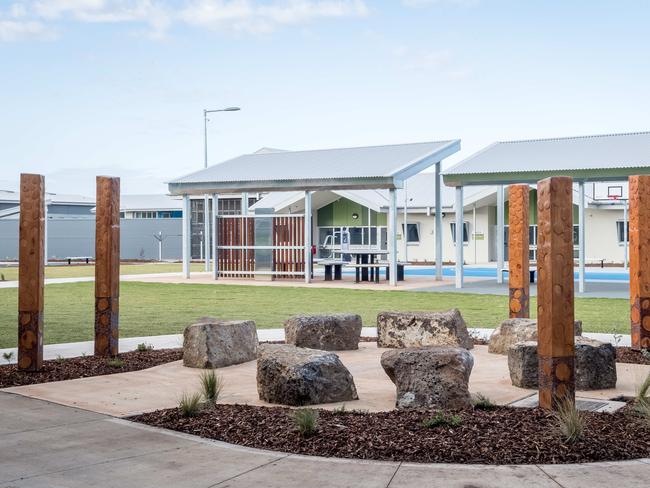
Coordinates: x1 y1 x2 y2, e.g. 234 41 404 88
107 358 125 368
553 397 585 443
2 351 14 363
472 393 497 411
200 369 223 405
136 342 153 352
422 412 462 428
636 371 650 405
55 354 66 363
293 408 319 437
179 392 203 417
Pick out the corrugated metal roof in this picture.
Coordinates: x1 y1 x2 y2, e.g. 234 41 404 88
120 194 182 211
0 189 95 205
169 141 459 193
444 131 650 181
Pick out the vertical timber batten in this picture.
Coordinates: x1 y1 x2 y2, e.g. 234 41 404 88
537 176 575 410
94 176 120 357
508 184 530 318
18 173 45 371
629 175 650 351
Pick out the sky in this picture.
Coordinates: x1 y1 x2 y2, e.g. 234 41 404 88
1 0 649 196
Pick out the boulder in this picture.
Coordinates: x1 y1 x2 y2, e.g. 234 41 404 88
256 344 358 406
284 313 362 351
377 309 473 349
507 337 617 390
489 318 583 354
575 337 617 390
380 346 474 409
507 341 539 388
183 317 258 369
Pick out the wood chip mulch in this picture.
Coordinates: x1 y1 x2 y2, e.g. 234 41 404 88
132 403 650 465
616 347 650 365
0 348 183 388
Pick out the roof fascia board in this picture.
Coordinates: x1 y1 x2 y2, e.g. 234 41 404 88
333 190 385 213
443 168 650 187
390 140 461 180
168 177 397 196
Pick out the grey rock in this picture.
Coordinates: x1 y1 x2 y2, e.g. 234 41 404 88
284 313 362 351
489 318 583 355
256 344 358 406
183 317 258 368
381 346 474 409
507 337 617 390
575 337 617 390
377 309 473 349
507 341 539 388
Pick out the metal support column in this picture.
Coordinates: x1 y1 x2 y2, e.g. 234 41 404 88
182 194 191 279
455 186 464 289
578 181 586 293
212 194 219 280
388 188 397 286
403 180 408 262
304 191 312 284
435 162 443 281
203 195 210 272
497 185 505 284
623 199 628 269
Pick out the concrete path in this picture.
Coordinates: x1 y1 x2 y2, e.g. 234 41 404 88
7 344 648 417
1 392 648 488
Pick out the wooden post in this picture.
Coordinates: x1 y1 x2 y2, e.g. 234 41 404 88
508 184 530 318
18 174 45 371
95 176 120 357
536 176 575 410
629 175 650 351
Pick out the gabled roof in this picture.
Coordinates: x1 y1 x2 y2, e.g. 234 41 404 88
0 189 95 206
443 131 650 186
169 140 460 195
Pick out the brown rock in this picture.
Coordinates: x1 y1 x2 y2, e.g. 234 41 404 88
377 309 473 349
183 317 258 368
284 313 362 351
489 318 583 355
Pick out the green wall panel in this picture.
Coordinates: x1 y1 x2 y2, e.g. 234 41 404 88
505 189 578 225
317 198 387 227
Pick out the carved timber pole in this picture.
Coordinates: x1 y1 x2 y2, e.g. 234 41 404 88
508 184 530 318
629 175 650 351
536 176 575 410
95 176 120 357
18 174 45 371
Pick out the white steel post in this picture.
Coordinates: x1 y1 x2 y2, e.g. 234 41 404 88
623 199 628 270
182 194 191 279
203 195 210 272
389 188 398 286
403 180 408 262
304 191 312 284
496 185 505 283
455 186 464 289
212 193 219 280
435 162 443 281
578 181 586 293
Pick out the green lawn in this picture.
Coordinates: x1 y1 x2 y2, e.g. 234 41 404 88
0 282 630 348
0 262 204 281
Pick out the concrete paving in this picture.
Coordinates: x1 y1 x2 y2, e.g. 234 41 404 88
0 392 648 487
6 344 649 417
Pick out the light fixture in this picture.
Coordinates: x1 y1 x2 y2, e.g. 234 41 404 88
352 213 359 220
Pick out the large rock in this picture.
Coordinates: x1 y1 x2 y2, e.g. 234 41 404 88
381 346 474 409
377 309 473 349
256 344 358 406
489 318 583 354
183 317 258 368
575 337 617 390
507 337 617 390
284 313 362 351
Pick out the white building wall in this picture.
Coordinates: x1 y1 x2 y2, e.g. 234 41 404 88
583 206 627 264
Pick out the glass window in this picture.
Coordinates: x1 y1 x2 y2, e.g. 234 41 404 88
349 227 363 245
401 223 420 243
573 225 579 246
616 221 629 243
450 222 469 244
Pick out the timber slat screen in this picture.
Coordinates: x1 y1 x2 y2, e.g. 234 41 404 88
216 214 304 278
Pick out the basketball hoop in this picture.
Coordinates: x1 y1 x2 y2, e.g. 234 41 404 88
608 195 621 201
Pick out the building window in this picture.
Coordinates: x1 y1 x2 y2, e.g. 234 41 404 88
616 220 629 244
401 223 420 243
450 222 469 244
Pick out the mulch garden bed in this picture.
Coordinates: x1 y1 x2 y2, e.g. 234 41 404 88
132 403 650 464
616 346 650 365
0 348 183 388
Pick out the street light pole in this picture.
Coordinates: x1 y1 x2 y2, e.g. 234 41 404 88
202 107 241 272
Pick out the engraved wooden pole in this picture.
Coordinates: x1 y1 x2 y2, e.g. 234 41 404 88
95 176 120 357
18 174 45 371
508 184 530 318
537 176 575 410
629 175 650 351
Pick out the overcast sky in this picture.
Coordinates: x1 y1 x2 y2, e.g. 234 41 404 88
1 0 649 196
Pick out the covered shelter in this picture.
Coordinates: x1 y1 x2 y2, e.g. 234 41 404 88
168 140 461 285
442 131 650 290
